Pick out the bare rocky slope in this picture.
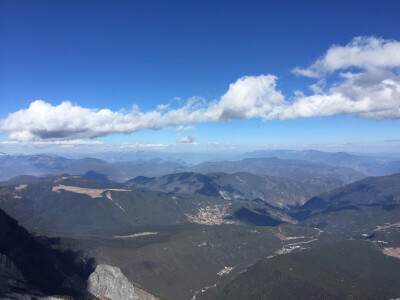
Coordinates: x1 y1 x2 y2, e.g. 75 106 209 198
88 264 158 300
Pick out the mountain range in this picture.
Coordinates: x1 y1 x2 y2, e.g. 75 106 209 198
125 171 342 207
0 151 372 183
0 174 230 237
240 149 400 176
1 150 400 299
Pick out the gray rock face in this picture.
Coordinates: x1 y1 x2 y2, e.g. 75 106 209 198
88 264 158 300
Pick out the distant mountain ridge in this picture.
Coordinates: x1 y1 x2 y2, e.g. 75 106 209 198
125 172 343 207
0 153 186 182
0 151 367 183
187 157 364 183
0 175 42 187
240 149 400 176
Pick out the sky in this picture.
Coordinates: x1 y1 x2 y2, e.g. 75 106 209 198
0 0 399 154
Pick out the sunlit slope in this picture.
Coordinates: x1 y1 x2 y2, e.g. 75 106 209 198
0 175 293 237
203 240 400 300
126 171 342 207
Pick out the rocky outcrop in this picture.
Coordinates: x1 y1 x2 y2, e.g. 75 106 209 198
88 264 158 300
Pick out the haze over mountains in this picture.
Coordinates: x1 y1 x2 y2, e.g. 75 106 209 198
0 153 184 182
240 149 400 176
2 149 398 183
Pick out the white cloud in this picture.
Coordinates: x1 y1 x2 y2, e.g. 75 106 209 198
176 136 196 144
0 139 103 150
292 36 400 78
1 36 399 143
156 103 170 110
0 75 284 142
0 139 103 146
119 142 168 148
269 37 400 120
208 75 284 121
37 140 104 145
176 125 195 131
267 71 400 120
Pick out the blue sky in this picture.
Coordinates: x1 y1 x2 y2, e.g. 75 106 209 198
0 0 399 153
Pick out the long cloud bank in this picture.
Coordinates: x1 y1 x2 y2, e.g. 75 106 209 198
1 36 399 142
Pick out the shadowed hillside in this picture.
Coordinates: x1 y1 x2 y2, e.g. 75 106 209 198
0 207 96 298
